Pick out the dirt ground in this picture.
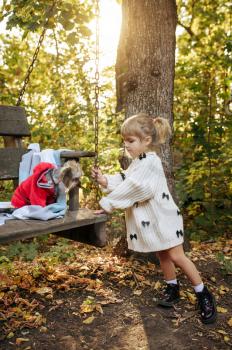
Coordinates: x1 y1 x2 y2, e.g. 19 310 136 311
0 237 231 350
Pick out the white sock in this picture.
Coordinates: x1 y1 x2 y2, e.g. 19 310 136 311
193 283 204 293
166 279 178 285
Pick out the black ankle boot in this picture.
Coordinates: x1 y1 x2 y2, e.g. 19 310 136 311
155 282 180 307
195 286 217 324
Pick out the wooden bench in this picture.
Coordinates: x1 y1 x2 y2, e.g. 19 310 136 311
0 105 107 247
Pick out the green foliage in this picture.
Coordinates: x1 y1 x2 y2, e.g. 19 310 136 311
0 180 13 201
0 237 76 263
0 240 39 261
216 252 232 275
0 255 14 278
0 0 123 202
41 238 76 262
174 0 231 239
0 0 94 38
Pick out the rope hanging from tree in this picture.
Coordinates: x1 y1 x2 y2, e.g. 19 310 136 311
14 0 101 202
94 0 100 168
16 0 58 106
16 0 101 165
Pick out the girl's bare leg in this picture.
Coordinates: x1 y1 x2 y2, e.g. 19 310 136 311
166 244 202 286
156 250 176 281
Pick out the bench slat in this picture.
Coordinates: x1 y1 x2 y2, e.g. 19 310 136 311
0 209 107 244
0 149 96 181
0 148 28 180
60 151 95 159
0 106 30 136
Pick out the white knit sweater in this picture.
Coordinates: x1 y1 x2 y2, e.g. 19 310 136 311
99 152 184 252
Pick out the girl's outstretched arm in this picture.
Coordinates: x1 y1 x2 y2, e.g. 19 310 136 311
99 158 161 213
92 167 126 193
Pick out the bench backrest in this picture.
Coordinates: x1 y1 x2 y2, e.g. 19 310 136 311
0 105 30 181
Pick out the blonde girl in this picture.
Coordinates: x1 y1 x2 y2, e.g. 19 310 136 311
92 113 216 324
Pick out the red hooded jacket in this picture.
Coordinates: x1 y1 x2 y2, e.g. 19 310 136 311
11 162 57 208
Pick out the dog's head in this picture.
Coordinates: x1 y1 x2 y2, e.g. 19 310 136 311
58 160 83 193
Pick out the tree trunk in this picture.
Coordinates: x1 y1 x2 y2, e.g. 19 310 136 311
116 0 177 193
114 0 191 254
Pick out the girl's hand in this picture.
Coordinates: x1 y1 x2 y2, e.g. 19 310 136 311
91 167 108 188
94 209 107 215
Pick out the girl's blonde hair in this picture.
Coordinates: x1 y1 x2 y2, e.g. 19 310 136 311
121 113 171 148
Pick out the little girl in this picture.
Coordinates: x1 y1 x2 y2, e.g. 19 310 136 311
92 113 217 324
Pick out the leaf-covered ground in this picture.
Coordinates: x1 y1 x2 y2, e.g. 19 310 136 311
0 235 231 350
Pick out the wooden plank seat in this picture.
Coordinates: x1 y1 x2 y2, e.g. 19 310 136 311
0 105 107 246
0 209 107 246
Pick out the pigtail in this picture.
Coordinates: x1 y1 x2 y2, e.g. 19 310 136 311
153 117 171 144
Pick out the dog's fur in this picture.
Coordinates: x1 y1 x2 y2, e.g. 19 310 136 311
53 160 83 193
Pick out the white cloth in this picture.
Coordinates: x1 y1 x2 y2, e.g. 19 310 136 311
11 203 66 221
99 152 184 253
19 143 40 183
0 214 12 226
0 183 67 224
0 202 13 209
0 203 14 225
19 144 65 184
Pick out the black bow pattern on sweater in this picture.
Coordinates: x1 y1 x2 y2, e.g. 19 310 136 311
162 192 169 200
139 153 146 160
176 230 184 238
134 202 139 208
120 172 126 180
130 234 137 240
141 221 150 227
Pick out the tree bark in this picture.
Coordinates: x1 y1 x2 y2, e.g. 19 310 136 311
116 0 177 194
115 0 191 253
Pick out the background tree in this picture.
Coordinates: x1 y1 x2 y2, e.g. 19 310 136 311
174 0 231 239
114 0 185 255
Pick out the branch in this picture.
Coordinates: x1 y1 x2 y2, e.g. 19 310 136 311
53 29 60 76
177 19 195 37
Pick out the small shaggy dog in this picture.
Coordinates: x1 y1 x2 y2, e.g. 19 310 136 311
58 160 83 193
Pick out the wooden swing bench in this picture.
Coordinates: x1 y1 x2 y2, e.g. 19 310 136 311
0 105 107 247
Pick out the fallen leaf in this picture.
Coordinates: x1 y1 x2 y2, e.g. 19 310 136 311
134 273 145 281
133 290 142 296
186 292 196 304
154 281 161 290
72 312 80 316
143 279 152 286
217 306 228 313
83 316 95 324
39 326 48 333
217 329 228 335
80 304 95 313
7 332 14 339
15 338 30 345
219 285 229 295
227 318 232 327
95 304 103 314
35 287 53 296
